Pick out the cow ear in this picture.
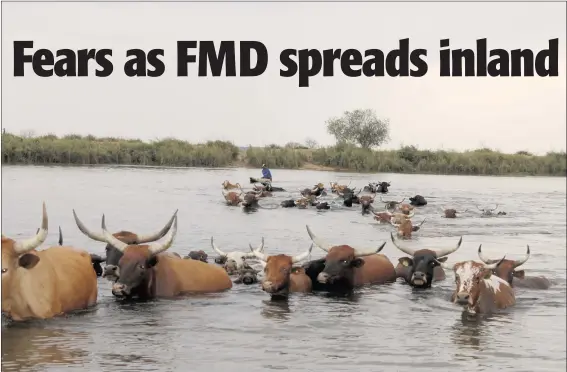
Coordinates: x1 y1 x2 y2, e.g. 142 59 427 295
291 267 302 274
19 253 40 269
398 257 413 267
146 256 159 268
482 269 492 279
351 258 365 268
436 257 449 263
513 270 525 279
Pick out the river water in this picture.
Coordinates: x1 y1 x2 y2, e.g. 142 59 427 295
2 165 566 372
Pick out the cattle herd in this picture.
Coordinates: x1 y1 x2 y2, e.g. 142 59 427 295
1 177 553 324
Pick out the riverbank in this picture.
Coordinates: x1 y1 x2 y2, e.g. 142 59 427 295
2 132 565 177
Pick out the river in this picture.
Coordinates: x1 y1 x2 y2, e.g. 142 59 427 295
2 165 566 372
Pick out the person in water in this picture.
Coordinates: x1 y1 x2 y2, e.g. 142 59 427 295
261 164 272 181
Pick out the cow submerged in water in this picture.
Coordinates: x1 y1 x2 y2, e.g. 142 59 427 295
98 214 232 299
2 203 98 321
302 225 396 293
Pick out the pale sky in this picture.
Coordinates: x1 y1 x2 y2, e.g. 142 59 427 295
1 1 566 155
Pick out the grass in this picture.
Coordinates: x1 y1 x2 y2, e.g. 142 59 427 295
2 132 565 177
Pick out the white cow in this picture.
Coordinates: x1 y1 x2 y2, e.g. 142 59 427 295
210 236 264 274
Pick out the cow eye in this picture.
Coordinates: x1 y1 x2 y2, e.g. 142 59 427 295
1 268 7 274
139 265 145 269
341 260 349 265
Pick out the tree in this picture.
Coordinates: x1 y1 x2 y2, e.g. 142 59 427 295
325 109 390 149
304 137 318 149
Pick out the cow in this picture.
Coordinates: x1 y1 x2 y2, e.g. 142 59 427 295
303 225 396 293
391 210 415 224
313 201 331 210
398 203 415 215
373 211 392 224
437 258 516 314
248 239 313 299
476 204 500 217
73 209 179 282
390 232 463 288
329 181 351 194
222 190 243 206
409 195 427 206
280 200 296 208
338 188 361 206
477 245 551 289
300 183 326 198
296 197 310 209
2 202 98 321
442 207 468 218
233 264 260 285
101 215 233 299
395 256 446 284
359 193 376 215
380 196 404 210
242 191 263 209
210 236 264 274
184 250 208 263
391 218 426 239
365 181 390 193
222 180 241 190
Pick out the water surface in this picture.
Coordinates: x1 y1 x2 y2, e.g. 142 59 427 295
2 166 566 372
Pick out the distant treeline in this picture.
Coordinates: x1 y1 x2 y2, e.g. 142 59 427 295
2 132 566 177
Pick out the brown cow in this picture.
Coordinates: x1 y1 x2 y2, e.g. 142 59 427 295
391 211 415 224
296 197 309 209
398 203 414 215
391 218 426 239
101 215 232 299
441 207 468 218
2 203 98 321
329 181 351 194
477 245 551 289
438 258 516 314
390 232 462 288
304 225 396 292
73 209 178 281
222 180 241 190
248 239 313 298
373 210 393 223
222 190 243 206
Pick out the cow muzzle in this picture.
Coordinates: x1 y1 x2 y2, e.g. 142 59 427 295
410 272 428 286
317 272 333 284
103 265 119 282
456 292 471 305
241 273 258 285
262 280 288 295
111 283 131 298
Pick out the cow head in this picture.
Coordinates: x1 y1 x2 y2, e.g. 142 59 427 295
2 203 49 313
305 225 386 290
390 232 462 288
380 196 404 210
360 194 376 215
234 263 260 285
73 209 178 282
477 204 499 216
242 191 262 208
222 190 243 206
377 182 390 193
249 239 313 297
477 244 530 286
438 258 507 312
102 214 178 298
210 236 262 274
185 250 208 263
409 195 427 206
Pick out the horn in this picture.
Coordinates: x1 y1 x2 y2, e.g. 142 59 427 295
58 226 63 246
477 244 500 264
100 214 129 252
406 210 415 218
356 189 361 196
417 218 426 227
346 180 352 188
291 243 313 263
476 205 484 211
433 257 455 270
353 241 386 257
390 219 400 227
305 225 332 252
210 236 227 257
14 202 49 255
484 255 507 270
248 242 267 261
390 232 416 256
136 209 178 243
458 209 468 214
489 204 499 211
380 196 385 202
247 237 265 256
440 207 447 214
398 198 405 204
147 215 178 255
73 209 106 242
435 236 463 258
513 245 530 268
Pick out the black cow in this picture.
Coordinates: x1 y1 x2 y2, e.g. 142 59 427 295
281 200 296 208
233 265 260 285
185 250 208 263
409 195 427 206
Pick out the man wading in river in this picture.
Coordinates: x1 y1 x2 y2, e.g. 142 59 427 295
261 164 272 182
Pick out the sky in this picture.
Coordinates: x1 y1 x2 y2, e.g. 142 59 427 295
1 1 566 155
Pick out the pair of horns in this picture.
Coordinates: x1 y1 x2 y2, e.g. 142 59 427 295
478 244 530 268
210 236 264 258
390 232 462 258
248 239 313 264
306 225 385 257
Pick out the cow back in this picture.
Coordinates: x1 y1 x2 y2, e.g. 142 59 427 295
353 254 396 286
152 255 232 296
289 269 312 293
477 276 516 313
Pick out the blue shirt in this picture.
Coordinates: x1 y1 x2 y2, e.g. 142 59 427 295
262 168 272 179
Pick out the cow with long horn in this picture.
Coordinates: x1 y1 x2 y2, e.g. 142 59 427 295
222 180 242 190
359 193 376 215
437 257 516 314
390 232 462 288
477 245 551 289
210 236 264 275
380 196 405 210
477 204 500 217
73 209 179 281
103 215 232 299
391 218 425 239
2 203 98 321
303 225 396 293
222 190 243 206
248 239 313 299
441 207 468 218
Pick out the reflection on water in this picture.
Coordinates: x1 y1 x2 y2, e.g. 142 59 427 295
2 166 566 372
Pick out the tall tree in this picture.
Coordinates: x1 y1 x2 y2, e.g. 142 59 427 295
326 109 390 149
